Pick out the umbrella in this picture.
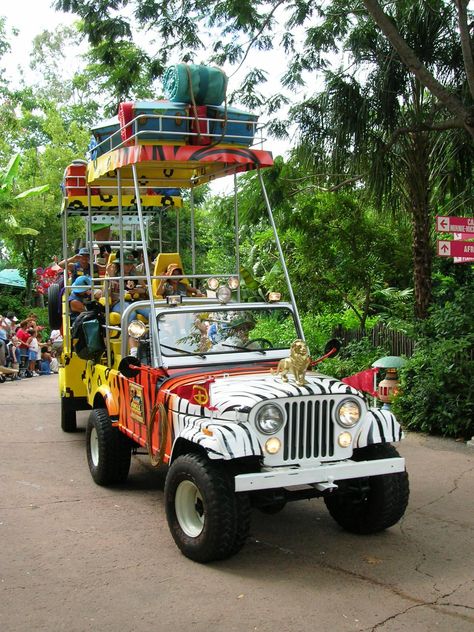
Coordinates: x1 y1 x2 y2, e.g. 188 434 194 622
0 268 26 288
372 355 407 369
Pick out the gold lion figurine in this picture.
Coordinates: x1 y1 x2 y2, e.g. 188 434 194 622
272 339 311 386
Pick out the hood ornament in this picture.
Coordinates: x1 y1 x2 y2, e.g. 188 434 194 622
272 339 311 386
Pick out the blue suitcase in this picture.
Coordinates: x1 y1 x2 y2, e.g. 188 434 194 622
120 100 189 143
90 116 122 158
207 106 258 146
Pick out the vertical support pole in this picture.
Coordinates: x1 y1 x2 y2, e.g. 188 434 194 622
117 170 125 312
131 164 161 367
62 208 71 352
176 208 180 253
190 187 196 275
87 186 93 263
233 173 241 302
158 212 162 251
257 169 305 340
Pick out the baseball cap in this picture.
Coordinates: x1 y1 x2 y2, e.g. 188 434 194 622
78 247 91 256
72 275 92 294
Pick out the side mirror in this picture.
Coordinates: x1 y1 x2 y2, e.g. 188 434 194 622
324 338 341 358
118 355 142 377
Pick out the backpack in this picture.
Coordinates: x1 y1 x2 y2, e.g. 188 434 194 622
71 305 105 361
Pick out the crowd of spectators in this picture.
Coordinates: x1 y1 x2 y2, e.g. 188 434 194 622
0 311 61 380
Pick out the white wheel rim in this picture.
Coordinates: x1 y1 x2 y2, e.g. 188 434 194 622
175 480 205 537
90 427 99 467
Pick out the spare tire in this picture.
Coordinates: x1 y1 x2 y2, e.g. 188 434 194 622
48 283 62 329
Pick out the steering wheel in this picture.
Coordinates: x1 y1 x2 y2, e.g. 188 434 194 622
244 338 274 349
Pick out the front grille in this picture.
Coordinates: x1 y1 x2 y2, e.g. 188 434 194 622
283 399 336 461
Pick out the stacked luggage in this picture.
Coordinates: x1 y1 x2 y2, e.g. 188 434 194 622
89 64 259 158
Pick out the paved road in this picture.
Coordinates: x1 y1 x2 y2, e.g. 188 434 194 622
1 375 473 632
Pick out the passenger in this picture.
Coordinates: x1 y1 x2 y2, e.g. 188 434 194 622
212 316 257 351
68 276 93 322
108 251 149 319
58 247 103 281
108 251 149 358
158 263 204 297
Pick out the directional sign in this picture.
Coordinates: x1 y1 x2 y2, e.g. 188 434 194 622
436 216 474 234
437 240 474 259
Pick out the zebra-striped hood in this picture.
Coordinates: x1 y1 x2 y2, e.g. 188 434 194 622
209 370 360 415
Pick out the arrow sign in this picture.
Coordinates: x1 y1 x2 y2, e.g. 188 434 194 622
436 215 474 234
437 239 474 259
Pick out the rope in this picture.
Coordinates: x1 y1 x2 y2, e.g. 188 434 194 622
185 63 229 148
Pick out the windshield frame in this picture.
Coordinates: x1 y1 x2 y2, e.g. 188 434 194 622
149 302 301 368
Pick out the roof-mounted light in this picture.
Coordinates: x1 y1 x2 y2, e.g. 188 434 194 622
166 294 182 306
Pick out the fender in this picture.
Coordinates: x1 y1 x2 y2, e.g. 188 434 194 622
171 414 262 462
355 408 404 449
96 385 120 417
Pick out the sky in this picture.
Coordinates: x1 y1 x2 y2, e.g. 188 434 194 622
1 0 77 80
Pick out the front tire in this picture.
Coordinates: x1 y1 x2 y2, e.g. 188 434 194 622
324 443 409 534
86 408 131 485
165 454 250 563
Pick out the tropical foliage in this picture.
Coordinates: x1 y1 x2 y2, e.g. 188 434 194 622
0 2 472 438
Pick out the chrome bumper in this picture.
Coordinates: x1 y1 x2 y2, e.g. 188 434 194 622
234 457 405 493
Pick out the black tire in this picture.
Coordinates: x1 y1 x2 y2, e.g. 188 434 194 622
164 454 250 563
48 283 62 330
324 443 409 534
86 408 131 486
61 397 77 432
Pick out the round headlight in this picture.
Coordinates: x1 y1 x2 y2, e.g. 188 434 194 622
128 319 147 339
336 399 361 428
207 277 220 291
216 285 232 304
255 404 285 435
228 276 240 290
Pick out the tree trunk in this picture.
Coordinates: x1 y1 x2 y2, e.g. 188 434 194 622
405 134 432 319
362 0 474 140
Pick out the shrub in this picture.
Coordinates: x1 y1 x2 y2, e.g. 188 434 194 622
393 336 474 438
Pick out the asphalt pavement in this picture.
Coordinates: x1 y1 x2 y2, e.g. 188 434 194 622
1 374 473 632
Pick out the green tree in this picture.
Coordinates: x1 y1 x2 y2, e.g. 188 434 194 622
292 1 473 319
54 1 474 135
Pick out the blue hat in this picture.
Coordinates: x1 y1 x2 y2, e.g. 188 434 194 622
72 275 92 294
78 247 90 256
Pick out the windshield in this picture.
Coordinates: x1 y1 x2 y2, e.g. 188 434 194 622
157 306 300 357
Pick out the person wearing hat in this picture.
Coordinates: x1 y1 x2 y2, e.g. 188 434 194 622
57 246 103 282
68 275 92 322
157 262 204 298
212 315 257 351
107 251 150 357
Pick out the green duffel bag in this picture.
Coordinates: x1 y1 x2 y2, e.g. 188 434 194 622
163 64 227 106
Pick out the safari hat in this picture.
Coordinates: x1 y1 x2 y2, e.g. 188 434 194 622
165 263 182 275
226 314 255 329
72 275 92 294
122 250 138 264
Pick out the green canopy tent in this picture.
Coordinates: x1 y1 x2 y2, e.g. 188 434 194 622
0 268 26 289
